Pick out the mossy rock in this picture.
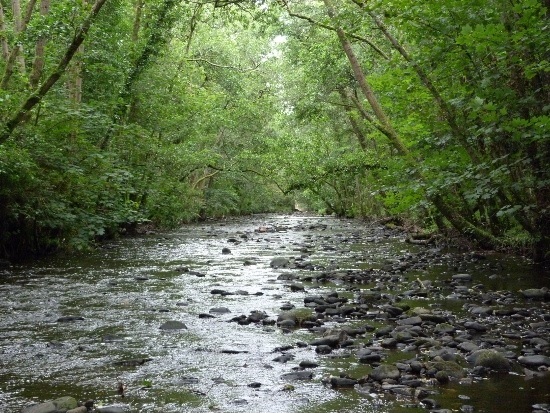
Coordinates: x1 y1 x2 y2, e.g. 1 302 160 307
429 361 465 379
468 349 511 372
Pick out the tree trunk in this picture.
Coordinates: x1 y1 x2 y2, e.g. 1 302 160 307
0 4 9 60
132 0 143 42
12 0 27 73
0 0 109 144
337 88 368 151
1 0 37 89
29 0 51 89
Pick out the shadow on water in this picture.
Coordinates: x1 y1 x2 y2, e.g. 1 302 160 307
0 213 548 413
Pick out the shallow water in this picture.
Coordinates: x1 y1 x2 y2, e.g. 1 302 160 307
0 214 548 413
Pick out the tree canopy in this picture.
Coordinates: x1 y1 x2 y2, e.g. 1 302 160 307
0 0 548 262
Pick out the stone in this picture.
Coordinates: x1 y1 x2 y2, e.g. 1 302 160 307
452 274 472 282
57 316 84 323
463 321 487 332
209 307 231 314
518 355 550 367
96 406 128 413
281 371 313 380
520 288 548 300
468 349 511 372
330 377 357 388
370 364 401 381
66 408 87 413
429 361 465 379
159 320 187 330
21 402 57 413
270 257 290 268
299 360 319 369
52 398 78 412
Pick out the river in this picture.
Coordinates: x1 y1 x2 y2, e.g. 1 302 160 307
0 213 549 413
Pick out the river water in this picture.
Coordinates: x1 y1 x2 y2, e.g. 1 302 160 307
0 214 548 413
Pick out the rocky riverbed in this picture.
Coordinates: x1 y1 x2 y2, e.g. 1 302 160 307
0 214 549 413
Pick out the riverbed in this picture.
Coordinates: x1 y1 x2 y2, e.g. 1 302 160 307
0 214 549 413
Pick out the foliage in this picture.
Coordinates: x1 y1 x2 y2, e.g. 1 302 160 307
0 0 548 262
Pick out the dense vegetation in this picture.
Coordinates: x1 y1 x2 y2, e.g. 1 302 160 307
0 0 548 262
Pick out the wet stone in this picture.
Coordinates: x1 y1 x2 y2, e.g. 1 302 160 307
330 377 358 388
56 316 84 322
270 257 290 268
159 320 187 330
281 371 313 381
209 307 231 314
299 360 319 369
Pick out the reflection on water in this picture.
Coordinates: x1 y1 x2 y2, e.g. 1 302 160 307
0 214 548 413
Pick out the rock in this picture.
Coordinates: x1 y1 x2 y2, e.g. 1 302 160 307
299 360 319 369
420 398 440 409
429 361 465 379
22 397 78 413
463 321 487 332
113 358 152 366
457 342 480 353
53 397 78 413
289 283 305 292
330 377 358 388
273 354 294 363
270 257 290 268
159 320 187 330
66 407 87 413
315 345 333 354
518 355 550 368
22 402 57 413
96 406 128 413
468 349 511 372
370 364 401 381
278 319 296 329
520 288 548 300
210 289 232 295
397 316 422 326
310 332 345 348
281 371 313 380
209 307 231 314
435 323 456 334
452 274 472 282
56 316 84 323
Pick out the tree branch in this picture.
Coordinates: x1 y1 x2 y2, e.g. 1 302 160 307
280 0 389 60
187 57 261 72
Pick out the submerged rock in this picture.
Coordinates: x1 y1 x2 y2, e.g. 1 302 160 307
270 257 290 268
22 396 77 413
159 320 187 330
